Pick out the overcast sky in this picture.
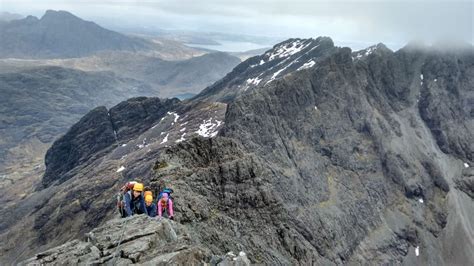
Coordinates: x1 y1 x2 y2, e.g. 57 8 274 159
1 0 472 50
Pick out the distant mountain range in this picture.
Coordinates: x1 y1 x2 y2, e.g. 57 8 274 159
0 12 23 22
0 10 160 58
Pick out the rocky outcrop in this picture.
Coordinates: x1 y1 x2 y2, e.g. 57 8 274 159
455 167 474 198
22 215 250 265
42 97 181 188
42 106 116 188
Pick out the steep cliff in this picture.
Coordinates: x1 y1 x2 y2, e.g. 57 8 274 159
1 38 472 265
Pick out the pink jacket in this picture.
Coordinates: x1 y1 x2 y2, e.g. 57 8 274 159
157 194 173 218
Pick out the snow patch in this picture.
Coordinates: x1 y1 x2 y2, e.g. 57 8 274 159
121 144 127 147
239 251 246 257
314 106 318 110
259 59 265 65
137 138 147 149
246 77 262 86
266 43 320 85
195 118 223 138
160 133 169 144
434 78 437 82
269 66 288 83
418 198 424 203
415 246 420 257
180 127 186 132
167 112 180 123
464 162 470 168
267 40 310 61
365 46 377 56
298 60 315 71
176 133 186 143
353 45 377 60
420 74 424 86
116 166 125 173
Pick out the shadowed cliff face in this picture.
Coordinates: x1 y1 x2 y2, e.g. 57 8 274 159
1 38 472 265
151 45 472 264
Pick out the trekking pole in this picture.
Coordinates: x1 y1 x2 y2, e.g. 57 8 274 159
112 217 129 265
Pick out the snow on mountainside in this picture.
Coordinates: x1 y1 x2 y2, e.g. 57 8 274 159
1 36 473 265
194 37 339 102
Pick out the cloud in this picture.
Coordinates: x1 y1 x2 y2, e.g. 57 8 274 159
1 0 472 49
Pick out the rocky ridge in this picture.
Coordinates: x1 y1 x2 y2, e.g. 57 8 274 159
1 37 472 264
22 215 250 265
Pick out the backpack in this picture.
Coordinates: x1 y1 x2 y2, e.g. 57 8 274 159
120 181 137 193
158 188 173 201
157 188 173 211
117 181 137 216
159 197 169 210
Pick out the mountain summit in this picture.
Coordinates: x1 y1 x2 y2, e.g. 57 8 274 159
196 37 337 102
0 10 154 58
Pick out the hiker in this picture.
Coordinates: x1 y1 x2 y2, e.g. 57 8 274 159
157 189 174 220
123 182 148 217
144 192 157 217
117 181 137 217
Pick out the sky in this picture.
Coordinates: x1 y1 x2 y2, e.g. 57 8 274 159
1 0 472 50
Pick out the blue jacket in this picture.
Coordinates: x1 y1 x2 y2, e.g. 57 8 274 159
124 192 148 217
146 203 157 217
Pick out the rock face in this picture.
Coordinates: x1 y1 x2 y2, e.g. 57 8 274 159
22 215 249 265
0 51 239 210
1 37 473 265
42 97 181 188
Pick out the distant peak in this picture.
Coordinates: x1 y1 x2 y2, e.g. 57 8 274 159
41 10 81 21
23 15 39 23
352 43 392 60
263 36 334 61
273 36 334 49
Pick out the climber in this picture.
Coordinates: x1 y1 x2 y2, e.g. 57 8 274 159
123 182 148 217
117 181 137 217
157 190 174 220
144 193 157 217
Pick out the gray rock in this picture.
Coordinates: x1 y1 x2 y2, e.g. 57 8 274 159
22 215 213 265
4 37 474 265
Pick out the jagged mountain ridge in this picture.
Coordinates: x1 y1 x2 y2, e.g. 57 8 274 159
0 51 239 209
195 37 337 102
1 37 473 264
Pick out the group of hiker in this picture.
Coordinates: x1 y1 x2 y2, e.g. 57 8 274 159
117 181 174 220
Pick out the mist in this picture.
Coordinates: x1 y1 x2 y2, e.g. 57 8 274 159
1 0 472 50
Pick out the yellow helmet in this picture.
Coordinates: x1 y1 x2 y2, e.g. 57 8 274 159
145 195 153 205
133 183 144 192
